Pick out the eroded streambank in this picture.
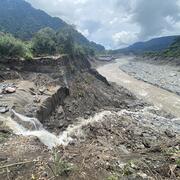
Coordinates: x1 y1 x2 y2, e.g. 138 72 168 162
0 56 179 179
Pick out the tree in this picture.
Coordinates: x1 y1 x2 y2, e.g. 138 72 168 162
32 27 57 55
56 27 75 56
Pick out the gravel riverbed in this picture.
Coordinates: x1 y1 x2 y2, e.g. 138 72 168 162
120 59 180 95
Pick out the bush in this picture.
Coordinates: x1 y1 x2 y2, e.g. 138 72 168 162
0 33 32 59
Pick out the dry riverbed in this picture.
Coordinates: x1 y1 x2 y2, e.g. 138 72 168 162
120 57 180 95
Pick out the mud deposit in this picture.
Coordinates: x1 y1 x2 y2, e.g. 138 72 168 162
0 56 179 180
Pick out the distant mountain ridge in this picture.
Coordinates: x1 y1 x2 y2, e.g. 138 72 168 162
112 36 179 54
0 0 105 52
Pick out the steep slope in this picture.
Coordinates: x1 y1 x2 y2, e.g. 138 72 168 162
160 37 180 57
112 36 179 54
0 0 66 39
0 0 105 52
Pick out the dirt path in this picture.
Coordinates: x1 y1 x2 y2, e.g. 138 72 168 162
97 57 180 118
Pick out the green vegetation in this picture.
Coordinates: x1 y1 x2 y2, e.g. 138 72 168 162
106 174 119 180
0 33 32 59
144 37 180 58
0 131 10 143
48 149 74 177
176 159 180 168
0 26 97 59
32 28 57 55
0 0 105 53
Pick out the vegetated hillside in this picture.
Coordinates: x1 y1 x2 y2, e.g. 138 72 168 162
155 37 180 57
0 0 105 52
142 37 180 60
111 36 179 54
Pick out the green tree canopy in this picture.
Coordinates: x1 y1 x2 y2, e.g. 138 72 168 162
32 27 57 55
0 33 32 59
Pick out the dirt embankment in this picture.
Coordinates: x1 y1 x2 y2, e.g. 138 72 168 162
0 57 143 179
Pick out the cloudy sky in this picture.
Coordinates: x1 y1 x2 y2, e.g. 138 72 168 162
26 0 180 49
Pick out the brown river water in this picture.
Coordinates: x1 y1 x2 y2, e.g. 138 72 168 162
97 57 180 118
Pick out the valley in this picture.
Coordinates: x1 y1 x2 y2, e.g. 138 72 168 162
0 0 180 179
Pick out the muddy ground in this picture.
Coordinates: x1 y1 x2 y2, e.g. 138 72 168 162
0 56 179 180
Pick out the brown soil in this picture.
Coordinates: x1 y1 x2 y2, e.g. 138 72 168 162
0 57 179 180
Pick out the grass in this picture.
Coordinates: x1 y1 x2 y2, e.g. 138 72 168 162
106 174 119 180
0 131 10 143
48 149 74 177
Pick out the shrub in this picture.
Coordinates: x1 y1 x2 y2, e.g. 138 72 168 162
0 33 32 59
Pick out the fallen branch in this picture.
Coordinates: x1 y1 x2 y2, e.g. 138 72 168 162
0 160 38 170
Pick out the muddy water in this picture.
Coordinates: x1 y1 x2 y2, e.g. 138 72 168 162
97 57 180 118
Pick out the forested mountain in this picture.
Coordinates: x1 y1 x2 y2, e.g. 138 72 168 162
0 0 105 52
111 36 179 54
145 37 180 58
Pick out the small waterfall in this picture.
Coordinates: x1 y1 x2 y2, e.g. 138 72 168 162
0 110 113 149
58 111 112 144
12 109 43 130
1 111 62 149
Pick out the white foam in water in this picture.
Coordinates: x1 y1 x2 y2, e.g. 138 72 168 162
58 111 112 145
4 108 178 149
11 109 43 130
0 110 113 149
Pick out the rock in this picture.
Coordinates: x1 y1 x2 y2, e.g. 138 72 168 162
41 171 48 177
85 111 91 116
134 128 143 136
39 87 46 94
0 156 7 161
136 172 150 179
0 106 9 113
5 86 16 93
0 129 10 134
173 119 180 125
57 106 64 116
33 96 41 103
170 72 177 77
136 143 145 149
148 145 162 153
84 115 89 119
165 129 176 138
142 139 151 148
118 145 130 154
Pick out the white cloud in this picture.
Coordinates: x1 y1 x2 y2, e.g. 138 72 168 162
112 31 138 47
26 0 180 49
78 28 90 37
